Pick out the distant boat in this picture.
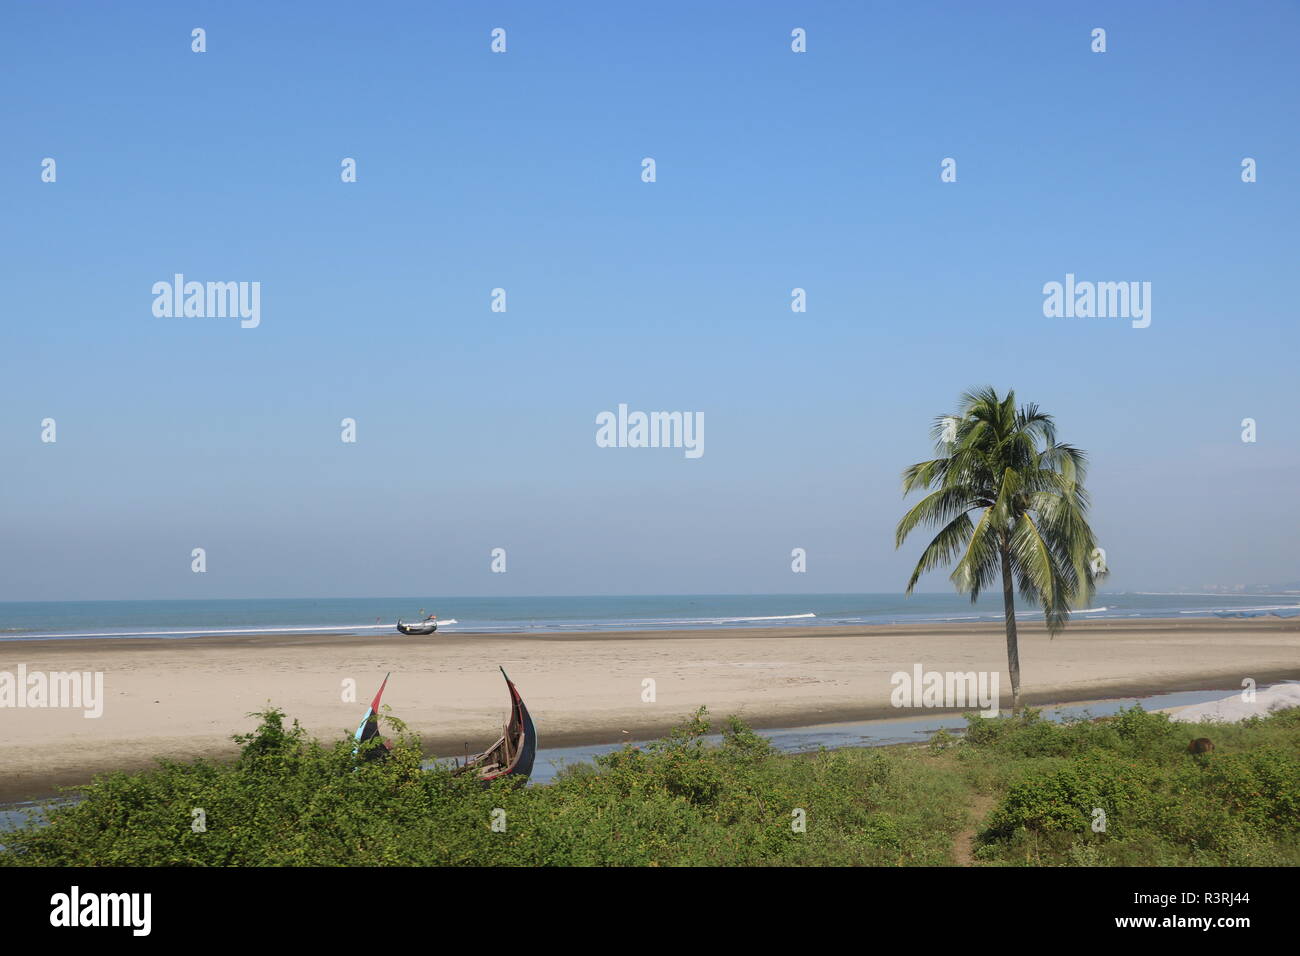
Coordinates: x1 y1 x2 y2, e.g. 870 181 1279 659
456 667 537 782
396 619 438 635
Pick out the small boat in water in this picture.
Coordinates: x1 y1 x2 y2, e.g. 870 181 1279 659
396 619 437 635
455 667 537 782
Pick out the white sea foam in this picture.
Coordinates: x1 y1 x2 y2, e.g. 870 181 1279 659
10 623 418 640
673 613 817 624
1179 604 1300 615
1003 606 1109 618
453 612 818 631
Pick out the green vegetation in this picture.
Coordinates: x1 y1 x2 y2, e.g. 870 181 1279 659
3 705 1297 866
963 706 1300 866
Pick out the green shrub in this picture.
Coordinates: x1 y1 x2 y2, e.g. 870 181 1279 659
971 708 1300 866
5 702 1296 867
981 752 1149 840
0 706 959 867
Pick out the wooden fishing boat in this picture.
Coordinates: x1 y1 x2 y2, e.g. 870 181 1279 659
456 667 537 782
353 672 393 760
396 619 437 635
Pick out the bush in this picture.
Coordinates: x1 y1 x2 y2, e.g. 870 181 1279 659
981 752 1149 840
970 707 1300 866
6 702 1295 867
0 706 959 867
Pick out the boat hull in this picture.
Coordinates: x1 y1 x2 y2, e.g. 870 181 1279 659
460 668 537 783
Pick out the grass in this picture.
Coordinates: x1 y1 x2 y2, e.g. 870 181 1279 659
2 704 1297 866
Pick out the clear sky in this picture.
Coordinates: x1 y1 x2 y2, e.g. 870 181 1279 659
2 1 1297 601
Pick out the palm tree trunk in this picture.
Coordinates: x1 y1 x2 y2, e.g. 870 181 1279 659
1000 541 1020 713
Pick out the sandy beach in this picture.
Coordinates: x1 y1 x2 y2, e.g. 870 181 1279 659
2 617 1297 803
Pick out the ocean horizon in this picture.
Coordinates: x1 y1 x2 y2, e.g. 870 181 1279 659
2 591 1297 642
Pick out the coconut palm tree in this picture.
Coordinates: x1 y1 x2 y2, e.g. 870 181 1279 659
895 387 1104 712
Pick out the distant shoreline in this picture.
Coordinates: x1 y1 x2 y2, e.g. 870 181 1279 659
5 613 1299 651
1 617 1296 804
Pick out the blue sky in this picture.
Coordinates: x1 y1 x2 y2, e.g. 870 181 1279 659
2 1 1297 600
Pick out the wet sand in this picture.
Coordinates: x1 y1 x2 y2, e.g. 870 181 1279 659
1 617 1297 803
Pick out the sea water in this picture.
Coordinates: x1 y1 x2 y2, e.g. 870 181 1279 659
0 592 1296 641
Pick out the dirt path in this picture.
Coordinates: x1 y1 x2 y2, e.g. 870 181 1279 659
953 792 997 866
